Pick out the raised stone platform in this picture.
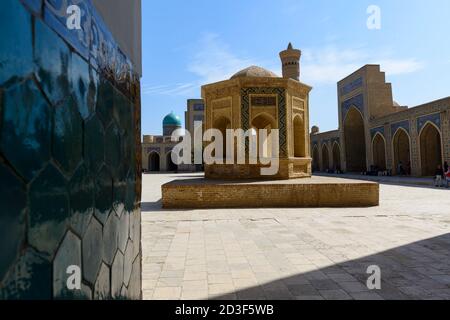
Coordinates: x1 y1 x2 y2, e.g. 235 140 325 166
162 176 379 209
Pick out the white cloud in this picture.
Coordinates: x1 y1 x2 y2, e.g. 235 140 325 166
142 38 425 96
187 33 259 84
301 46 424 85
142 33 259 97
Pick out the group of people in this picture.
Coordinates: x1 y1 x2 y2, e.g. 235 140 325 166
435 161 450 188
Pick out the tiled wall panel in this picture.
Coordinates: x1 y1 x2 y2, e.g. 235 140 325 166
0 0 141 300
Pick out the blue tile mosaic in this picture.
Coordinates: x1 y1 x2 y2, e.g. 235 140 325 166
340 77 363 96
0 248 52 300
53 96 84 175
391 120 410 135
0 163 27 282
94 165 113 225
69 164 94 236
0 79 52 181
342 94 364 120
417 113 441 133
43 0 91 60
29 164 70 255
370 126 385 139
34 19 71 105
84 114 105 174
1 0 141 300
0 0 34 86
21 0 43 15
70 52 92 120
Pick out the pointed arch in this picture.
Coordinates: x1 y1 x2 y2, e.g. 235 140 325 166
148 152 160 172
332 141 342 172
392 127 411 176
312 144 320 172
419 121 443 176
344 106 367 172
321 144 330 171
372 132 387 171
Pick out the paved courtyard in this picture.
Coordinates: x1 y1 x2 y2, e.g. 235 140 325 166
141 173 450 300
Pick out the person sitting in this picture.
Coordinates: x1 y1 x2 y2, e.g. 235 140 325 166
446 167 450 189
435 164 444 187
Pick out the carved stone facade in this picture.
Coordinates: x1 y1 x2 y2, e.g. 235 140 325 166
201 44 313 180
311 65 450 177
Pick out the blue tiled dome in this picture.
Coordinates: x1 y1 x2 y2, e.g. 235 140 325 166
163 112 181 127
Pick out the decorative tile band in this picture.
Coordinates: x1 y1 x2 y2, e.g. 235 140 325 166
370 126 385 139
241 87 287 157
391 120 410 136
342 94 364 120
19 0 139 102
340 77 363 96
417 113 441 133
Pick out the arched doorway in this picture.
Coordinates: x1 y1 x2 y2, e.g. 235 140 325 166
148 152 160 172
393 128 411 175
312 145 320 172
332 143 341 172
420 123 442 176
372 134 387 171
213 116 231 160
321 144 330 171
251 113 277 159
344 107 367 172
166 152 177 172
293 115 305 157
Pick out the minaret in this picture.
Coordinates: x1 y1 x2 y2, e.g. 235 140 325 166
279 42 301 81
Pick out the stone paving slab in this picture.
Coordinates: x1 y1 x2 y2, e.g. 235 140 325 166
142 173 450 300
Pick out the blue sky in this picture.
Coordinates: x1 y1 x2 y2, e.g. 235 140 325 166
141 0 450 136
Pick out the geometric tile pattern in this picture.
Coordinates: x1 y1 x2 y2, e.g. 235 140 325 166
241 87 287 157
370 126 385 139
391 120 410 136
417 113 441 133
341 94 364 120
0 0 141 300
340 77 363 96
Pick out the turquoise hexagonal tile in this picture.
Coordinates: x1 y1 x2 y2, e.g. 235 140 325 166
105 121 121 173
29 164 69 255
53 96 83 175
113 88 133 134
82 217 103 285
69 165 94 237
111 251 124 299
21 0 42 15
94 165 113 225
0 248 51 300
103 214 120 265
53 230 83 299
84 114 105 174
94 263 111 300
0 0 34 86
0 79 52 182
0 163 27 282
70 52 92 120
34 18 71 106
96 79 113 127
